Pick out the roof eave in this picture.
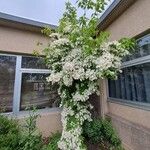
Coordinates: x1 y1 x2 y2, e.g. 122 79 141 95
0 12 57 32
98 0 137 31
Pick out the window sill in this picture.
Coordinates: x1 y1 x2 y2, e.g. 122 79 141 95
2 108 62 118
107 97 150 111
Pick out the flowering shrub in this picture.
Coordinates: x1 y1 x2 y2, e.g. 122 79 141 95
44 132 61 150
0 108 43 150
0 115 21 150
43 0 135 149
83 118 123 150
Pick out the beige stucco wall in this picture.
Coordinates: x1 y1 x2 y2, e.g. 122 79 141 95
108 102 150 129
0 25 49 54
17 109 62 137
36 110 62 137
107 0 150 41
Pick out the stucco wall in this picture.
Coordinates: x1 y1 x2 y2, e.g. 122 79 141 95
105 90 150 150
109 112 150 150
108 102 150 129
106 0 150 41
0 25 48 54
17 109 62 137
100 0 150 149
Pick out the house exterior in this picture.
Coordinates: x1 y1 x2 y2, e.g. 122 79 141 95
0 12 62 137
0 0 150 149
98 0 150 149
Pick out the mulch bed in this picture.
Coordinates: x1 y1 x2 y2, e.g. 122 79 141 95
87 143 100 150
42 137 49 145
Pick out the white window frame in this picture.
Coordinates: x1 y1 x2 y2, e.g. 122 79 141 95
0 53 60 115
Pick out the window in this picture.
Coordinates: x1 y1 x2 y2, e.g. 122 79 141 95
108 34 150 104
0 54 60 114
0 55 16 112
20 73 59 110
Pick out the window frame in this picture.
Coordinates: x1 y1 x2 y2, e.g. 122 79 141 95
0 53 60 115
107 33 150 109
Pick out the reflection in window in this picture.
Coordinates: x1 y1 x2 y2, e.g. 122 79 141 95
108 62 150 103
0 55 16 112
123 34 150 62
22 56 47 69
20 73 60 110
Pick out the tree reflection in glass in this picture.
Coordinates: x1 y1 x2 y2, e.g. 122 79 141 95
0 55 16 112
20 73 60 110
109 62 150 103
22 56 47 69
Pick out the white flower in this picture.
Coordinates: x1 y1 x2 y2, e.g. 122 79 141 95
49 33 61 39
63 62 75 72
51 38 70 48
95 52 114 70
109 40 120 46
63 75 73 86
63 24 72 33
46 72 62 83
89 104 94 109
85 69 97 81
72 68 85 80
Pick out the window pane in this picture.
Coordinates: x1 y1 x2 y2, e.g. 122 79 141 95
123 34 150 62
20 73 60 110
22 56 47 69
108 62 150 103
0 55 16 112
